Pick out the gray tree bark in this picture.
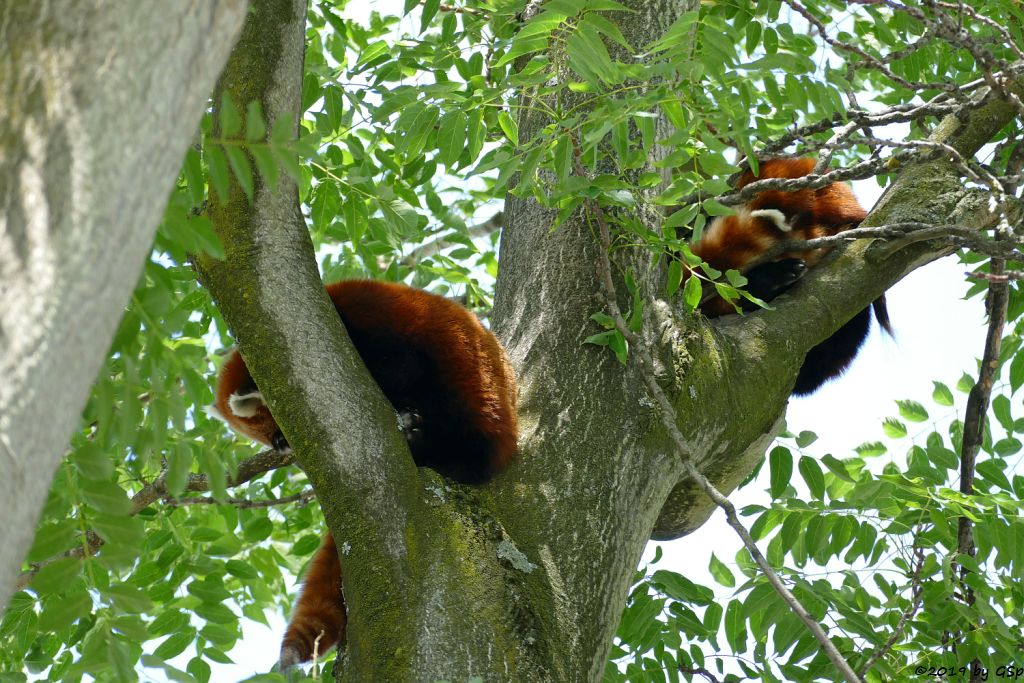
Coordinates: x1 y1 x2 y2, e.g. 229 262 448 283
0 1 248 613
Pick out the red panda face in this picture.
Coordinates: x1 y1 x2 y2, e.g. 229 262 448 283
207 349 287 450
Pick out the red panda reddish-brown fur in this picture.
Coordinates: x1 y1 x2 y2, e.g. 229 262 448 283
686 157 892 394
209 280 518 668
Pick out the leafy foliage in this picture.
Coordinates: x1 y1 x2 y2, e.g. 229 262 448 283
4 0 1024 681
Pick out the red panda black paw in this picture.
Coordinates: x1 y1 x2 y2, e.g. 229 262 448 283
744 258 807 303
271 431 291 454
398 408 425 450
278 643 303 670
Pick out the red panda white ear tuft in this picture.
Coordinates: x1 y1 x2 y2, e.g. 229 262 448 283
750 208 792 232
204 404 226 422
228 390 266 418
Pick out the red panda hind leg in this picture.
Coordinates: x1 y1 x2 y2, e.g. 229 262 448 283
279 534 346 670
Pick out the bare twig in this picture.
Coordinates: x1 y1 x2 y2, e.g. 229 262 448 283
783 0 960 95
679 665 723 683
165 488 316 509
859 539 927 676
752 223 1024 265
399 211 504 266
949 249 1008 680
967 269 1024 282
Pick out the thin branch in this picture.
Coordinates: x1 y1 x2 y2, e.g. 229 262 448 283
165 488 316 509
763 101 967 156
967 269 1024 282
519 0 545 23
689 149 939 207
570 134 864 683
399 211 504 266
782 0 960 95
753 223 1024 265
859 539 927 676
950 245 1009 680
678 665 723 683
15 447 297 590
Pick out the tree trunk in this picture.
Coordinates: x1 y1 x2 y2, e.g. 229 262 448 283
0 1 248 613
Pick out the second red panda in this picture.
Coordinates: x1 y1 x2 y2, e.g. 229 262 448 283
687 157 892 394
208 279 518 668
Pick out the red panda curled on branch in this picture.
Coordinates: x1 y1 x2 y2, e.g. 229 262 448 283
207 279 519 668
686 157 892 394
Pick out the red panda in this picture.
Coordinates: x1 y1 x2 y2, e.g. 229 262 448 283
207 279 518 668
687 157 892 394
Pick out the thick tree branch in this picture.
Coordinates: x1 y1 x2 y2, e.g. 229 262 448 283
654 81 1024 540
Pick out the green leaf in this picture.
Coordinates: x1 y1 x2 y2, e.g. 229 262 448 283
72 442 114 480
436 111 468 168
81 479 132 516
821 455 854 482
397 104 439 159
498 111 519 147
420 0 441 33
745 21 762 54
882 417 908 439
92 513 145 546
188 657 212 683
195 603 237 625
683 274 703 312
149 609 191 638
795 430 818 447
219 93 241 137
245 101 266 141
30 558 82 595
1009 348 1024 393
38 589 91 631
702 199 733 217
154 629 196 661
105 583 154 614
708 554 735 587
380 199 420 235
896 400 928 422
166 444 192 497
205 145 230 202
27 520 77 563
724 599 746 654
225 146 254 201
666 260 682 296
798 456 826 500
993 394 1013 432
323 86 344 132
932 381 955 406
768 446 792 498
107 635 136 681
242 516 273 542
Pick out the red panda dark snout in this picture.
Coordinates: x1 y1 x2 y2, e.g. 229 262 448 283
685 157 892 394
207 279 518 669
